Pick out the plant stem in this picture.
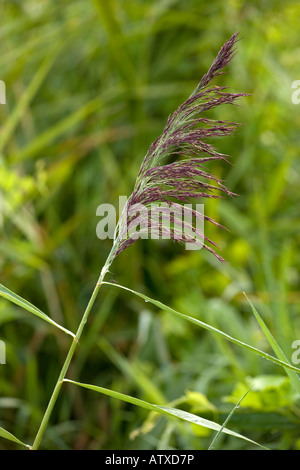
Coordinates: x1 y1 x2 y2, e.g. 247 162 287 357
31 251 115 450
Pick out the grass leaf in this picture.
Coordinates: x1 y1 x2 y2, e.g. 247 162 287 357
244 292 300 396
102 281 300 374
0 426 30 448
0 283 75 338
64 378 264 448
0 46 60 153
208 386 255 450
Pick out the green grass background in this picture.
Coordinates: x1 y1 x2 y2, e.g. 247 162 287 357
0 0 300 450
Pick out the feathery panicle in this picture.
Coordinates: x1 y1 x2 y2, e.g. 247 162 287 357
109 33 247 264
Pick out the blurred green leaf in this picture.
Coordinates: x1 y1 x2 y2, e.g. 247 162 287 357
225 375 293 412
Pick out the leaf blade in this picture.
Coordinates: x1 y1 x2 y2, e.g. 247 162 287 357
244 292 300 396
101 281 300 374
0 283 75 338
0 426 30 448
64 378 264 448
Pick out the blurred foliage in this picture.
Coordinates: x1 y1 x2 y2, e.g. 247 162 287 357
0 0 300 450
224 375 295 411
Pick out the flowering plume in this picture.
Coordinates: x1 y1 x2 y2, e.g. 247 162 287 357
107 33 246 266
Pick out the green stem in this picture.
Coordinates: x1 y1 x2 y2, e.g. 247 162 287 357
31 249 115 450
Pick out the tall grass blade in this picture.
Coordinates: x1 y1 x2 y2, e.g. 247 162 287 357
0 284 75 338
10 97 121 163
0 47 60 153
0 426 30 448
208 386 255 450
244 293 300 396
98 337 167 404
101 281 300 374
64 378 264 448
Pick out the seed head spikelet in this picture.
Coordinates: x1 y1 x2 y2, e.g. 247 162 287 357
106 33 246 266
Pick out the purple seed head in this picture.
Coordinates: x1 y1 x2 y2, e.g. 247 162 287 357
112 33 247 261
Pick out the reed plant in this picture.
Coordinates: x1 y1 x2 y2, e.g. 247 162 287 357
1 31 300 451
